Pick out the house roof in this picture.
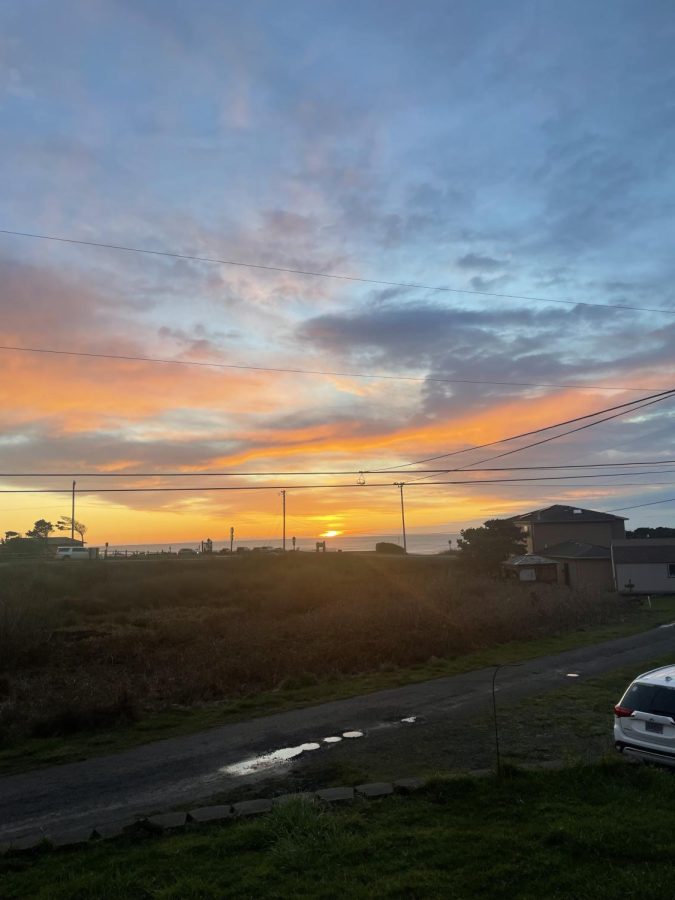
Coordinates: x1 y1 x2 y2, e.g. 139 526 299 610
511 504 627 524
541 541 611 560
612 539 675 564
503 553 557 567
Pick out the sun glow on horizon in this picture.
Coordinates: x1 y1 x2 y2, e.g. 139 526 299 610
319 530 343 538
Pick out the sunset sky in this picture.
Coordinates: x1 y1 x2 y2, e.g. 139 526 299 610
1 0 675 546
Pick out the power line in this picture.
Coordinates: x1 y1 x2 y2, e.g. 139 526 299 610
400 393 675 486
461 395 674 469
607 497 675 512
385 388 675 470
3 471 675 493
1 227 674 317
3 459 675 478
0 343 663 393
2 469 675 483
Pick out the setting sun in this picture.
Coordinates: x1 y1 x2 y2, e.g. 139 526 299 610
319 530 343 538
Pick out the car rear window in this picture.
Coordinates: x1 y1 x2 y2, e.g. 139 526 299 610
620 682 675 717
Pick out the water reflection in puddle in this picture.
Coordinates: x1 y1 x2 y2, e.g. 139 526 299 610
221 742 320 776
220 719 420 778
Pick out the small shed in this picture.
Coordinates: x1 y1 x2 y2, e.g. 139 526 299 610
541 541 613 591
611 539 675 595
502 553 558 583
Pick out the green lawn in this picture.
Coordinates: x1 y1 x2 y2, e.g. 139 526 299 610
3 595 674 775
2 762 674 899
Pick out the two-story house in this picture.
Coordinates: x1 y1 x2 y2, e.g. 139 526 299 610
508 505 627 591
511 505 626 553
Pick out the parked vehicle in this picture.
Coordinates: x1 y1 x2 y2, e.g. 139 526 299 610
614 665 675 767
177 548 198 557
56 546 100 560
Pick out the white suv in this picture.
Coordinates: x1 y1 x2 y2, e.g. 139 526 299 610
614 665 675 767
56 546 98 560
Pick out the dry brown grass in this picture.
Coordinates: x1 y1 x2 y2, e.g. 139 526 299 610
0 554 621 740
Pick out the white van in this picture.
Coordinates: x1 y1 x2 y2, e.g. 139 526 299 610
56 546 100 560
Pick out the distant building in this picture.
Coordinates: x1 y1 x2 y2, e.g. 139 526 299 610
612 539 675 594
510 505 626 554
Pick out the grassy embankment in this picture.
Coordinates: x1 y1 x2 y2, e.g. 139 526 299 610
2 761 674 899
1 553 674 773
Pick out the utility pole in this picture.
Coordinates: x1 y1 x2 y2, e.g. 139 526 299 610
230 526 234 554
280 490 286 551
394 482 407 553
71 480 76 542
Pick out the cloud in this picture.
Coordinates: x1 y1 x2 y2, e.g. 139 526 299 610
3 0 675 537
457 253 507 271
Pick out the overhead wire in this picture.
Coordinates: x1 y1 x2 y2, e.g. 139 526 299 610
0 343 665 394
456 394 674 470
2 227 674 316
607 497 675 512
3 458 675 478
3 470 675 493
384 388 675 472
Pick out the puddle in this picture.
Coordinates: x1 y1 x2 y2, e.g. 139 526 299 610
566 673 580 678
219 723 404 778
221 742 321 776
401 716 417 723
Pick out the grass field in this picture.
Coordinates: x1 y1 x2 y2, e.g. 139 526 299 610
2 554 674 773
2 761 673 899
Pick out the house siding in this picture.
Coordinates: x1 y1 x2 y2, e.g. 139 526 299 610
529 520 625 553
614 563 675 594
551 558 615 592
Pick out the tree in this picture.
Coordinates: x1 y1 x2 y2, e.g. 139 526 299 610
627 527 675 540
57 516 87 542
3 531 20 542
25 519 54 540
456 518 526 575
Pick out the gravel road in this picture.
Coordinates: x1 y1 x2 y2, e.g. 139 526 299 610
2 623 674 842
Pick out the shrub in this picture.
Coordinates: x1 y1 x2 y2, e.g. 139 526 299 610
375 542 405 554
30 692 139 737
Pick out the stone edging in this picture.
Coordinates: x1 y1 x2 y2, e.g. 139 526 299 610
0 778 427 856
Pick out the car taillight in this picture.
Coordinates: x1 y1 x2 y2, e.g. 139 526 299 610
614 705 634 718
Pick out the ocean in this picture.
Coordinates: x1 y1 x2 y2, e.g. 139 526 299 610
107 532 461 555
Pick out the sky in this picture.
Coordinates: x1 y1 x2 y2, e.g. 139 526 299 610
1 0 675 545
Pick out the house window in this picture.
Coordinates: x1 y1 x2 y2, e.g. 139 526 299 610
669 564 675 578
